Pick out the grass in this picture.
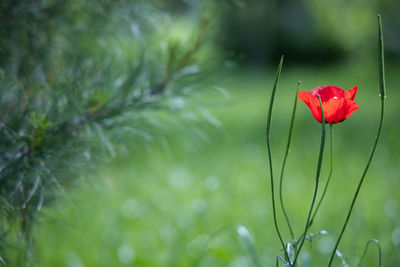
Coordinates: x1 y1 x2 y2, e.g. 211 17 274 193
35 61 400 266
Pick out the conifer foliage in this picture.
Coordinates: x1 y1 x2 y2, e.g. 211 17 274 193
0 0 212 263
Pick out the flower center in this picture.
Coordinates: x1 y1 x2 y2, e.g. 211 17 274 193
333 96 338 100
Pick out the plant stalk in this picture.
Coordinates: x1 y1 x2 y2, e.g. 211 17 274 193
279 82 300 242
327 15 386 266
266 55 291 263
294 124 333 246
310 123 333 224
292 96 326 266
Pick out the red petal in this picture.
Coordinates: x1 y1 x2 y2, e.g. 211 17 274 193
322 98 345 123
343 99 360 120
298 90 322 122
345 86 358 101
310 85 345 102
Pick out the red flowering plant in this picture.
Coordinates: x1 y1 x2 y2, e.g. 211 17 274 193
298 85 359 123
259 16 387 267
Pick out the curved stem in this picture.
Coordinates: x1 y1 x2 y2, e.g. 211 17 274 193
266 55 291 262
327 15 386 266
356 239 382 267
292 96 326 266
279 82 300 241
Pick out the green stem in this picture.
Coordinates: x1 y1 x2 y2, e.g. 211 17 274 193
279 82 300 241
327 15 386 266
310 124 333 225
292 96 326 266
266 55 291 262
328 100 384 266
356 239 382 267
294 124 333 246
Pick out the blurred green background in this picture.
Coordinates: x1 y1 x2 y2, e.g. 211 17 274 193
35 65 400 266
5 0 400 266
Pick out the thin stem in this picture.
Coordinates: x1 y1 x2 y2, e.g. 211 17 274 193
279 82 300 241
327 15 386 266
292 96 326 266
294 124 333 245
328 102 384 266
356 239 382 267
266 55 291 262
310 123 333 225
276 256 288 267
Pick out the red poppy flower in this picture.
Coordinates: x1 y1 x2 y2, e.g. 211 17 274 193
298 85 359 123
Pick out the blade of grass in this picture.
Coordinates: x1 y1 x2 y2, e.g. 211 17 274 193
265 55 291 262
193 224 263 267
237 225 263 267
292 95 326 266
279 81 300 242
327 15 386 266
